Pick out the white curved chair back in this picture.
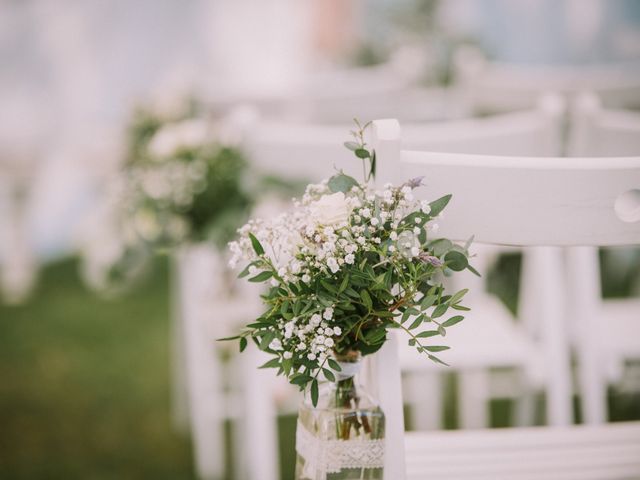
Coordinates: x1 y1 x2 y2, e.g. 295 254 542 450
456 47 640 112
375 119 640 247
569 92 640 157
371 119 640 479
244 98 564 183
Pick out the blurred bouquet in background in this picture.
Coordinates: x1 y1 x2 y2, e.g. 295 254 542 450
79 102 253 294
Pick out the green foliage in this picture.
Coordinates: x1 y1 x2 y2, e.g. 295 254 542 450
223 121 477 406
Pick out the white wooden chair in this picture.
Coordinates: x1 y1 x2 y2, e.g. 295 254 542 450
566 93 640 425
173 244 280 480
371 118 640 478
404 421 640 480
455 46 640 113
246 98 565 430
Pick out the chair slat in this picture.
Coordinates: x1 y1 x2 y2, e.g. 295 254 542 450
382 149 640 246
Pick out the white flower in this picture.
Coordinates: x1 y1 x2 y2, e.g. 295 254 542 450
370 218 380 226
307 353 317 361
309 192 351 225
269 339 283 351
413 227 421 235
415 218 422 224
389 245 396 252
421 201 431 214
344 253 355 264
323 307 334 320
324 337 335 348
324 327 334 336
310 314 322 326
327 257 339 273
333 326 342 336
390 231 398 241
360 207 372 218
302 273 311 283
283 351 293 359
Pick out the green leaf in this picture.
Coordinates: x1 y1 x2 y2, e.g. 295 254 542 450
291 374 313 386
239 337 248 352
344 141 359 151
416 330 440 338
280 301 290 317
217 335 240 341
420 295 437 310
430 238 453 257
327 358 342 371
445 251 468 272
449 289 468 305
370 151 377 179
425 345 450 352
237 263 254 278
429 194 452 217
427 354 449 366
432 303 448 318
355 148 370 159
451 304 470 311
338 275 349 293
259 331 275 350
249 270 273 283
322 368 336 382
467 264 482 277
408 316 423 330
259 358 281 369
320 280 337 294
248 232 264 255
442 315 464 327
328 174 359 193
310 379 319 407
360 290 373 310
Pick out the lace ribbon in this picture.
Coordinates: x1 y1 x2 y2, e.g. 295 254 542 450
295 421 385 478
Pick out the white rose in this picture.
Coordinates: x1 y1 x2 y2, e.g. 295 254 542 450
310 192 351 226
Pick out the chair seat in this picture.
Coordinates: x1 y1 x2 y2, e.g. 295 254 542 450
405 421 640 480
398 295 542 381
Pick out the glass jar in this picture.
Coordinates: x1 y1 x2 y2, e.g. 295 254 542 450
295 351 385 480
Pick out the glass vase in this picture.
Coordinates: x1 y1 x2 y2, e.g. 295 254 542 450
295 351 385 480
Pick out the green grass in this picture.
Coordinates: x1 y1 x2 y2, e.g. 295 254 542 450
0 258 194 480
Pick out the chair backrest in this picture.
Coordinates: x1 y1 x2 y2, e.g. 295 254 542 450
569 92 640 157
456 47 640 112
404 421 640 480
373 119 640 247
243 98 564 183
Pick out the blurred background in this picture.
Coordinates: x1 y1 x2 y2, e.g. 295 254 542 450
1 1 640 479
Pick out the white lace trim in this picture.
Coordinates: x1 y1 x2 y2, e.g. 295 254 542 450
296 421 384 478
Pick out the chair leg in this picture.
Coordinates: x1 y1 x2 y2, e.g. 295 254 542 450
170 255 190 433
237 344 280 480
371 331 406 480
566 246 607 424
531 247 574 426
179 251 225 480
459 369 490 429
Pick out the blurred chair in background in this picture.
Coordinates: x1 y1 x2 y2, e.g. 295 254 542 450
455 46 640 113
566 92 640 425
371 117 640 479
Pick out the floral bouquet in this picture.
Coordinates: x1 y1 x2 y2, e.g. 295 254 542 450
225 121 475 478
79 104 254 293
121 107 253 250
